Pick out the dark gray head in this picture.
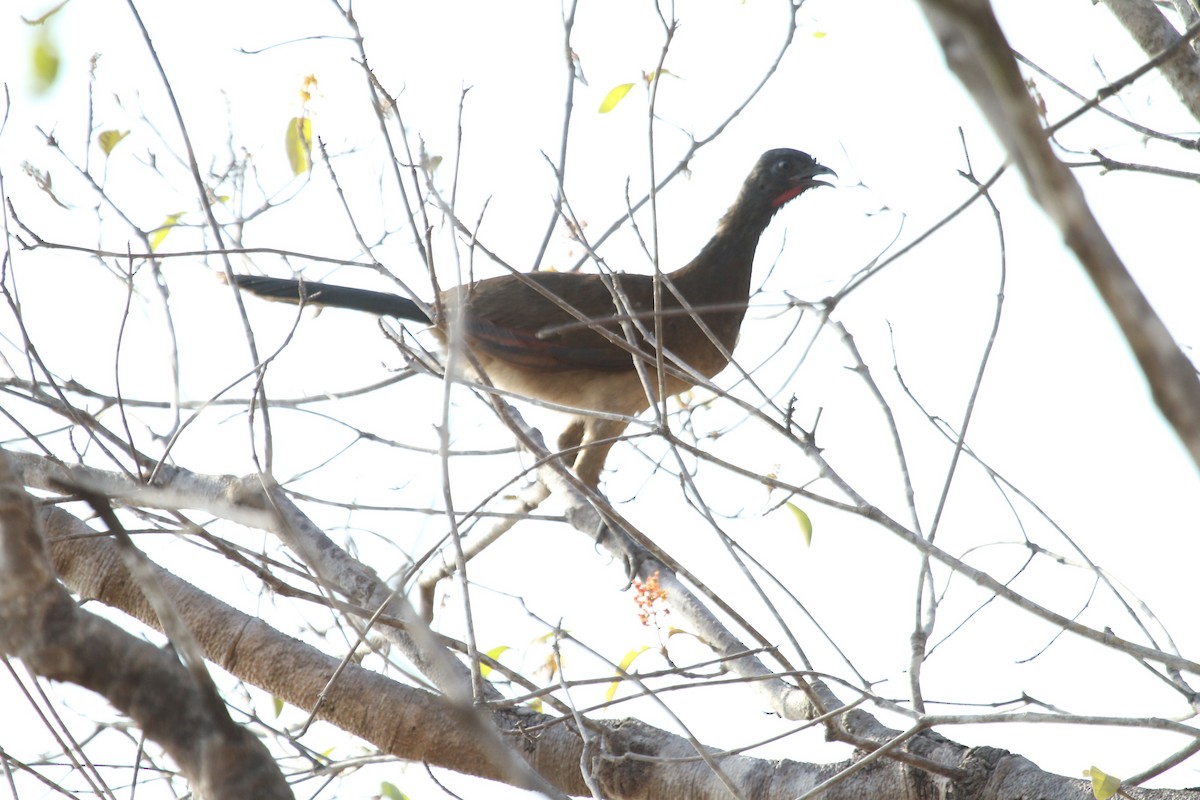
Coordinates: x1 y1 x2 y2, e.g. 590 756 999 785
718 148 835 236
746 148 836 208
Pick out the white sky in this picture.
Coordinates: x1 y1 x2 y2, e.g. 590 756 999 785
2 0 1200 797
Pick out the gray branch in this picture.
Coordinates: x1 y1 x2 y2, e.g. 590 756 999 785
917 0 1200 474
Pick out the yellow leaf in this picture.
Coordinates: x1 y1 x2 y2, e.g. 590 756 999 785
30 28 60 94
149 212 184 252
285 116 312 175
599 82 635 113
785 502 813 545
605 646 650 703
271 695 284 718
812 31 828 39
665 626 697 640
98 130 129 156
480 645 510 679
380 781 410 800
617 646 650 672
542 650 561 680
1084 766 1121 800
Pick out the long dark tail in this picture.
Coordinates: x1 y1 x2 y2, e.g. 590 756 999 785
232 275 432 323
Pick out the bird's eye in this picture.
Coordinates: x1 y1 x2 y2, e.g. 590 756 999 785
772 158 793 174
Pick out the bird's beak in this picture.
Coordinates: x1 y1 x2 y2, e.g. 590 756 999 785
801 163 837 190
772 163 837 207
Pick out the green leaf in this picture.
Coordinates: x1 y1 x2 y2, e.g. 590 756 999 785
598 82 635 113
785 502 813 545
285 116 312 175
98 130 129 156
1084 766 1121 800
271 695 284 718
149 212 184 252
379 781 410 800
30 28 60 94
480 645 510 679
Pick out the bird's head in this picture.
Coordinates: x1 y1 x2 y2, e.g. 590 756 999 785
750 148 837 209
711 148 836 241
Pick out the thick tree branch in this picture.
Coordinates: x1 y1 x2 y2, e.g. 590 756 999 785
917 0 1200 474
29 484 914 799
0 451 292 799
4 450 564 796
31 469 1200 798
1100 0 1200 120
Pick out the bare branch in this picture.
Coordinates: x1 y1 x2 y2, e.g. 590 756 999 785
917 0 1200 474
0 451 291 798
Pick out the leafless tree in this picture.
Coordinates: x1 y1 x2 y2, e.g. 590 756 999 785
2 0 1199 797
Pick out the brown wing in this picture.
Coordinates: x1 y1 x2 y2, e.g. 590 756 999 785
456 272 656 372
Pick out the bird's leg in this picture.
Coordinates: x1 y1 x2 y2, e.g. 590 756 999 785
556 416 605 484
569 416 631 488
557 418 585 452
556 418 585 474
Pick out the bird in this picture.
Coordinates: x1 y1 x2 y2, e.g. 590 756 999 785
234 148 834 487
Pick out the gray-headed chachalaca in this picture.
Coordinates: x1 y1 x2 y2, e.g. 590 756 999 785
234 148 834 486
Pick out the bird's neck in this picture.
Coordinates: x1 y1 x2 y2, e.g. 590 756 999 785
668 197 777 305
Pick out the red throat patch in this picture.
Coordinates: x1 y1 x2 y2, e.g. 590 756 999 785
771 186 806 207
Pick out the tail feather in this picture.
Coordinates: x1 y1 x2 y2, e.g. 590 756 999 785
232 275 431 323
